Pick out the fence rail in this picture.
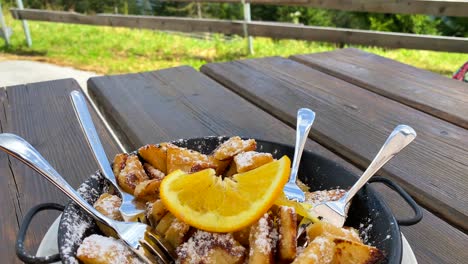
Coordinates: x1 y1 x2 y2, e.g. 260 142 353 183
165 0 468 17
9 0 468 53
11 8 468 53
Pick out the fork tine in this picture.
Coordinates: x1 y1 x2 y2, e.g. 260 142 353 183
140 238 172 264
146 230 178 260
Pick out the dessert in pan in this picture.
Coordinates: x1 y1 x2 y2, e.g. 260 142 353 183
77 136 383 264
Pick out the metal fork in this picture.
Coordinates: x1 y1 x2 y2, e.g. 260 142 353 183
0 133 176 264
70 90 146 222
283 108 316 202
311 125 417 227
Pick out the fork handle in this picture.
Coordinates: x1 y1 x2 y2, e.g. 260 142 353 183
345 125 416 204
70 91 119 189
0 133 114 228
289 108 315 183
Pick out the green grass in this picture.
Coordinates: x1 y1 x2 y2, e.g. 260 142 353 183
1 10 466 76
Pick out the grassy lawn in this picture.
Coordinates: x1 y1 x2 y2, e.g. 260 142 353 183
1 10 466 76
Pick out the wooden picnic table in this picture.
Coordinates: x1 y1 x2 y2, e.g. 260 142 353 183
0 48 466 263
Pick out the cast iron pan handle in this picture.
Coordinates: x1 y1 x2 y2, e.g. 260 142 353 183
369 176 423 226
16 203 64 264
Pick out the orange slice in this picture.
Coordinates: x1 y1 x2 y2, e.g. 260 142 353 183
275 193 320 223
159 156 291 232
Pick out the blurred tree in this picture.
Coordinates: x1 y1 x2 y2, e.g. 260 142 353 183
438 17 468 37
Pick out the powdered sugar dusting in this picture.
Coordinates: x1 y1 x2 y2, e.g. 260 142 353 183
77 234 144 264
305 189 347 206
59 172 107 264
177 230 246 263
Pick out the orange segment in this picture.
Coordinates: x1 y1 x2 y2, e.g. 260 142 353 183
275 194 320 223
159 156 291 232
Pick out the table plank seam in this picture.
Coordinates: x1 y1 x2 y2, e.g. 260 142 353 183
0 87 23 226
290 51 468 130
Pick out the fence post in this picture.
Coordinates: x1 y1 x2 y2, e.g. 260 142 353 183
241 0 254 54
0 2 11 45
16 0 32 47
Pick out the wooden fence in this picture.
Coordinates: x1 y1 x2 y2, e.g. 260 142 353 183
9 0 468 53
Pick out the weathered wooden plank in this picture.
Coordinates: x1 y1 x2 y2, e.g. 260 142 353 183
201 57 468 232
3 79 120 258
10 9 244 35
88 66 348 164
246 21 468 53
10 9 468 53
291 48 468 129
0 88 21 263
165 0 468 17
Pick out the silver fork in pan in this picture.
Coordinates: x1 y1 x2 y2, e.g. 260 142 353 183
0 133 176 264
70 90 145 222
283 108 315 202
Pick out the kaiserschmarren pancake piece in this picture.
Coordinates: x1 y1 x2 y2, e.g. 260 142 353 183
248 213 277 264
234 151 274 173
277 206 297 262
146 199 168 228
112 153 128 177
164 218 191 248
213 136 256 160
177 231 246 264
134 179 162 202
138 143 169 174
117 154 149 194
332 238 384 264
166 144 216 173
93 193 122 221
292 236 335 264
143 163 165 181
78 138 384 264
307 221 361 243
77 234 144 264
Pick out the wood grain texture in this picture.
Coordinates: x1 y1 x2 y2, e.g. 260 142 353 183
11 9 244 35
87 66 372 244
0 88 22 264
88 66 360 172
1 79 120 260
201 57 468 232
245 22 468 53
291 48 468 129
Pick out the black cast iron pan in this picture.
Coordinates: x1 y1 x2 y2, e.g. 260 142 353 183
16 137 422 264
